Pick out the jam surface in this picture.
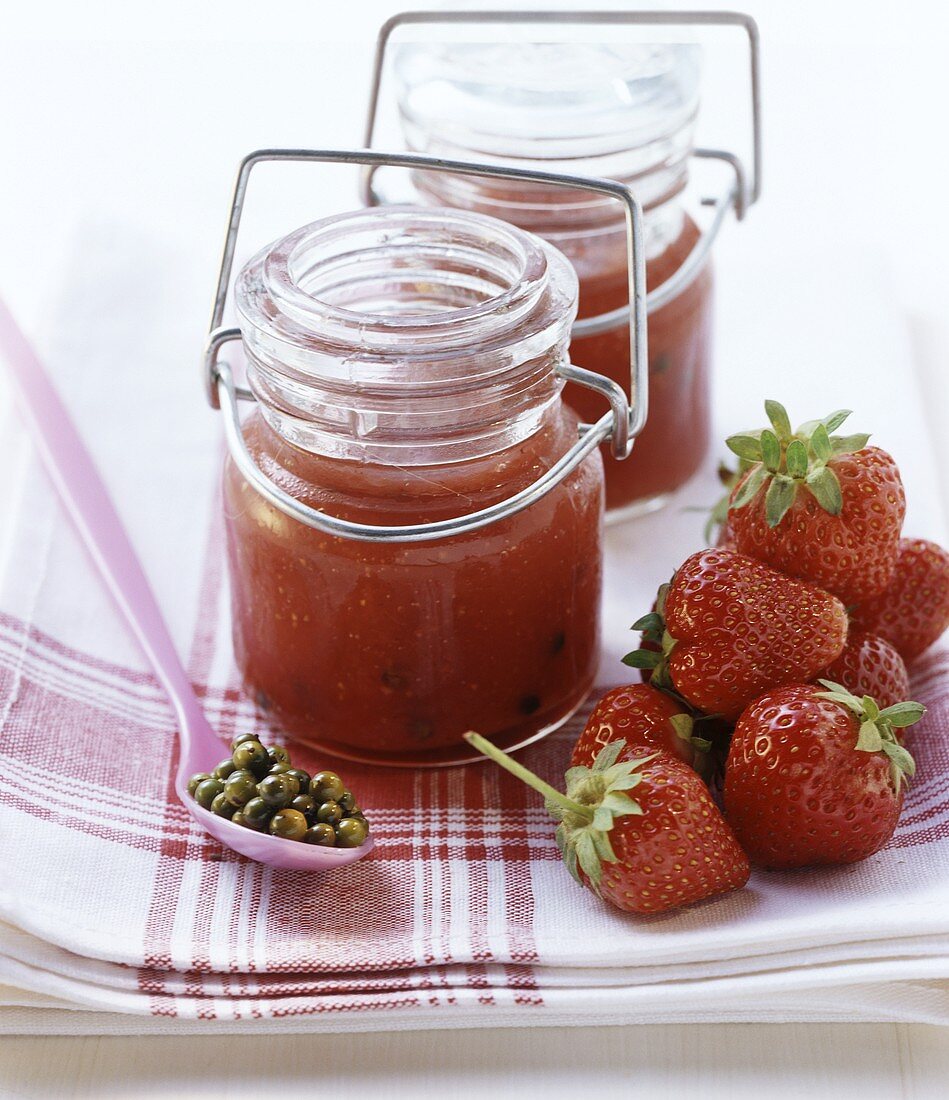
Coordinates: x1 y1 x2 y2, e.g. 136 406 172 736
567 215 714 513
223 408 603 765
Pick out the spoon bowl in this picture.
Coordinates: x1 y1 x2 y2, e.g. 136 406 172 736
178 784 374 871
172 706 374 870
0 296 374 871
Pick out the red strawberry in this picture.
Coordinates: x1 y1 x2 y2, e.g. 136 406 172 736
571 684 711 774
726 401 905 604
723 680 922 869
625 548 848 721
819 632 909 711
850 538 949 661
465 733 749 915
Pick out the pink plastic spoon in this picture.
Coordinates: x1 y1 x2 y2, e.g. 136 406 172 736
0 296 373 870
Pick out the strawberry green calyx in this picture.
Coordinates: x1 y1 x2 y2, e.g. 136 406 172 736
623 582 675 690
726 400 871 527
464 732 653 896
668 713 713 756
622 596 715 755
815 679 922 791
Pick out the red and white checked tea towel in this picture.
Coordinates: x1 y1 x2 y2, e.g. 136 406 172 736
0 229 948 1034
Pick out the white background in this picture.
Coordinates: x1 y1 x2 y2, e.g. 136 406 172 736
2 0 949 1095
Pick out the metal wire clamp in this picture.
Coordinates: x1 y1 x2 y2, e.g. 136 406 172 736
203 148 646 544
360 8 762 339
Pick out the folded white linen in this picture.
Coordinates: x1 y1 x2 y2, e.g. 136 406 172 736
0 221 946 1034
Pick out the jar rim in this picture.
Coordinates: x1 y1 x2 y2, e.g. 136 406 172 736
262 207 541 342
237 205 575 357
233 205 579 464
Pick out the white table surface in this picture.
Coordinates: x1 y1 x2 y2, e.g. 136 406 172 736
2 1 949 1095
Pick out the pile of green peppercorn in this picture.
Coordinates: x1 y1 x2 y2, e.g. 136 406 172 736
187 732 370 848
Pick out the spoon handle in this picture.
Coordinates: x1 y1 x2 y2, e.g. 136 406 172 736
0 296 220 761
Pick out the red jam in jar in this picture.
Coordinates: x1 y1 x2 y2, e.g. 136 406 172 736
396 42 714 518
566 210 713 514
224 207 604 766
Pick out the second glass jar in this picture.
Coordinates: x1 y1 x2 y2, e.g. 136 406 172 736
395 42 714 519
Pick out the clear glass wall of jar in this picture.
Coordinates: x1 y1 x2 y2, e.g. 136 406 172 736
224 206 604 766
395 42 713 519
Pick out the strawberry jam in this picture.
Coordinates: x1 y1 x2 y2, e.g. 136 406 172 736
224 207 604 766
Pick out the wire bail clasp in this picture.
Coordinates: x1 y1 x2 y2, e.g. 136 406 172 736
361 10 761 341
203 148 647 543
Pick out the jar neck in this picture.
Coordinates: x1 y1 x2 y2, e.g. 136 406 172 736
407 144 691 230
234 206 578 466
410 170 688 268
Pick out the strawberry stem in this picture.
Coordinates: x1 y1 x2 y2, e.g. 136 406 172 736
464 731 593 820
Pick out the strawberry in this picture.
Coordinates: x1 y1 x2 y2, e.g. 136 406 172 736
725 401 905 604
723 680 922 869
465 732 749 914
819 631 909 711
850 538 949 661
625 548 848 721
571 684 711 775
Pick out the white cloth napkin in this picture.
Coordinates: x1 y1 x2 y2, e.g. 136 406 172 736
0 220 947 1034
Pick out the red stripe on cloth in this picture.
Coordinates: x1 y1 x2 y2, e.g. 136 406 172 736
268 995 424 1018
0 607 249 718
0 609 157 688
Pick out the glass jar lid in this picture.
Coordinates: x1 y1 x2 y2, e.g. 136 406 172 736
395 41 701 168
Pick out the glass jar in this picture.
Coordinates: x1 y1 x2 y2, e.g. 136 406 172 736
394 42 713 519
223 205 604 767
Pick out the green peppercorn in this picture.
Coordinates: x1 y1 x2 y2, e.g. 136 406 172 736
311 771 345 803
231 812 248 828
269 809 308 841
267 745 291 767
242 797 272 829
290 794 317 822
212 758 236 781
258 773 299 808
336 817 369 848
303 823 337 847
193 778 225 810
267 762 291 777
284 768 310 794
338 790 357 814
231 739 269 776
231 732 259 750
316 800 343 826
211 792 236 818
223 768 258 807
187 772 212 796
